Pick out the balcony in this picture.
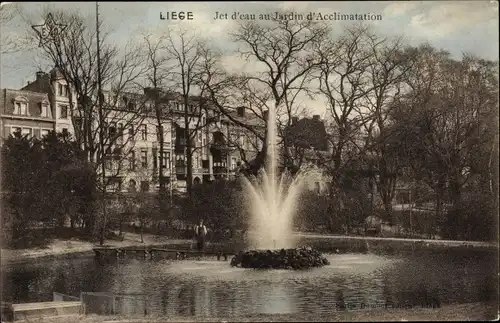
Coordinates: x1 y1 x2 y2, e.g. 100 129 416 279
213 166 228 174
175 161 186 175
210 141 231 151
174 138 195 152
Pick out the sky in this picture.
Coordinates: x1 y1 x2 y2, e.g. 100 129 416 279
1 1 498 116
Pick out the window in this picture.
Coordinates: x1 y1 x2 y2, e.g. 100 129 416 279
14 102 21 114
58 84 63 96
20 103 28 116
74 117 82 131
22 128 32 138
140 124 147 140
60 105 68 119
231 157 237 171
108 177 122 192
128 101 135 111
129 150 136 171
175 154 185 166
156 125 163 142
152 149 158 169
41 129 50 137
108 122 117 138
13 101 28 116
118 123 124 142
128 179 137 193
63 85 69 97
140 181 150 192
128 125 135 141
164 152 170 169
11 127 22 135
230 133 238 146
105 159 113 171
36 103 43 115
140 149 148 168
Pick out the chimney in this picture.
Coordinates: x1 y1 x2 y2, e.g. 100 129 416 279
292 117 298 125
313 114 320 121
36 71 45 80
263 110 269 121
237 106 245 117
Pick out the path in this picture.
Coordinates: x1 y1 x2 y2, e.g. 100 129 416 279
0 233 192 264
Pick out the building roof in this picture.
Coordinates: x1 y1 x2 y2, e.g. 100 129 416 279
0 88 51 116
285 116 329 152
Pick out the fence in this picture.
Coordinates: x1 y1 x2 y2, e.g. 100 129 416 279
79 292 149 316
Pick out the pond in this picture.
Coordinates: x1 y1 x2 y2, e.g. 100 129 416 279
1 249 497 318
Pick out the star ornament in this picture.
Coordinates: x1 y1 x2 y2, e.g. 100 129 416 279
31 13 68 47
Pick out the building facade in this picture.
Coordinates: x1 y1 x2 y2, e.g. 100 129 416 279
2 68 339 195
0 69 75 142
1 68 264 194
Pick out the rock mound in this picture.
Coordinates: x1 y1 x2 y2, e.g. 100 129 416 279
230 247 330 269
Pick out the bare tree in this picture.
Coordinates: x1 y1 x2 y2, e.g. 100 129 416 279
202 18 329 176
142 33 171 211
157 28 217 197
391 46 498 239
315 25 378 230
26 10 149 243
360 34 415 223
0 3 27 55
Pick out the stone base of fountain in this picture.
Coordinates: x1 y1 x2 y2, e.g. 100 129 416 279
230 247 330 269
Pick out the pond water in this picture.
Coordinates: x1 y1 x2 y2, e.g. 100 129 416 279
1 249 497 317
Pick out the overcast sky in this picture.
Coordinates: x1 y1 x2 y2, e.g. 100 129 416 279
1 1 498 115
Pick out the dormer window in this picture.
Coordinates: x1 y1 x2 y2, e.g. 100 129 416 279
40 101 51 117
12 97 29 116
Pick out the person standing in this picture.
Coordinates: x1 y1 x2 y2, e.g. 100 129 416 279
194 219 208 252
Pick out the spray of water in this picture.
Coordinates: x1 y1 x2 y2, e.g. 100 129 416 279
242 106 307 250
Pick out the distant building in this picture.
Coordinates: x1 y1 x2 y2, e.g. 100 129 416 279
0 88 54 141
283 114 332 193
0 69 264 194
1 68 75 141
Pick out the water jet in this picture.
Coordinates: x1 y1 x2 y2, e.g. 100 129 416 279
231 107 328 269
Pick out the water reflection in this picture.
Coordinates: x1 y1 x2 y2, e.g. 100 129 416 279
2 250 497 317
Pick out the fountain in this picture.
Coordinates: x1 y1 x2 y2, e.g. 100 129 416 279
230 107 329 269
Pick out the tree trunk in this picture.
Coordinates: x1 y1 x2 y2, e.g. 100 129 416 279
184 96 193 197
140 219 144 243
119 219 123 236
